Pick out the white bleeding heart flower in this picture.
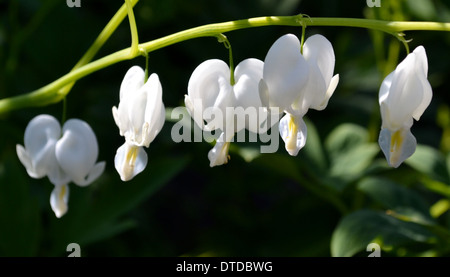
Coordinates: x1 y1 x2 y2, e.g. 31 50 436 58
259 34 339 156
112 66 165 181
55 119 106 186
378 46 432 168
185 58 273 167
16 114 105 218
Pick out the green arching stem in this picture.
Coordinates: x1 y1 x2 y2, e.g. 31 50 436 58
125 0 140 57
57 0 139 98
2 15 450 115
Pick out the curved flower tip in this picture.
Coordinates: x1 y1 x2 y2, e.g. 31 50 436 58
378 46 432 167
379 46 432 131
16 114 61 179
114 142 148 181
113 67 166 148
186 59 235 132
279 113 307 156
208 133 231 167
56 119 105 187
379 128 416 168
261 33 338 116
261 34 309 110
50 184 69 218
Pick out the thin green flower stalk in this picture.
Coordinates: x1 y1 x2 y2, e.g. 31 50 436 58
58 0 139 99
217 34 235 85
1 14 450 115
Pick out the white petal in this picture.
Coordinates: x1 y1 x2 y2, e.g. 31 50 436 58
50 184 69 218
314 74 340 111
303 34 336 89
232 59 266 133
112 106 121 134
378 71 395 106
187 59 231 110
380 47 432 129
116 66 147 144
114 142 148 181
56 119 104 186
262 34 309 110
16 144 43 179
119 66 145 100
207 132 231 167
258 79 270 108
185 94 206 130
294 60 327 113
412 46 428 76
411 46 432 121
47 149 71 187
279 114 307 156
379 127 416 168
387 55 423 125
18 114 61 179
125 85 148 144
187 59 234 131
234 58 264 109
142 73 165 147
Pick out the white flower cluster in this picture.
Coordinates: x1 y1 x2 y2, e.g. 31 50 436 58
16 33 433 217
16 115 105 218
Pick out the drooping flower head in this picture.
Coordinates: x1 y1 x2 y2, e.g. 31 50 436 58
185 58 274 167
16 114 105 218
259 34 339 156
112 66 165 181
378 46 432 167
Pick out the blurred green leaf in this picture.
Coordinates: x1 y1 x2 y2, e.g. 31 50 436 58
325 123 369 161
405 0 437 20
47 155 189 254
446 153 450 181
253 153 301 181
328 144 379 183
430 199 450 219
0 152 42 256
406 144 450 184
77 219 137 246
331 210 436 257
358 177 434 225
324 124 379 189
300 118 327 173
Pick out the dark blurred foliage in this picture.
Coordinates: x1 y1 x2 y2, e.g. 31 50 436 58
1 0 450 257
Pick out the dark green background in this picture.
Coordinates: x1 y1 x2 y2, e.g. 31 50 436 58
1 0 450 257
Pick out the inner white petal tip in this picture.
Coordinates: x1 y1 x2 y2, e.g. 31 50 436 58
378 128 417 168
50 184 69 218
115 143 148 181
208 140 231 167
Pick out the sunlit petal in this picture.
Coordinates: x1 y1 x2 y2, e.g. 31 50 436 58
114 142 148 181
279 113 307 156
262 34 309 109
207 132 231 167
56 119 104 186
17 114 61 179
379 127 416 168
119 66 145 100
50 184 69 219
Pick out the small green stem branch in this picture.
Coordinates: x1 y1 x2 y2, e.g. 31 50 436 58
125 0 140 57
217 34 235 85
1 15 450 115
57 0 139 98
